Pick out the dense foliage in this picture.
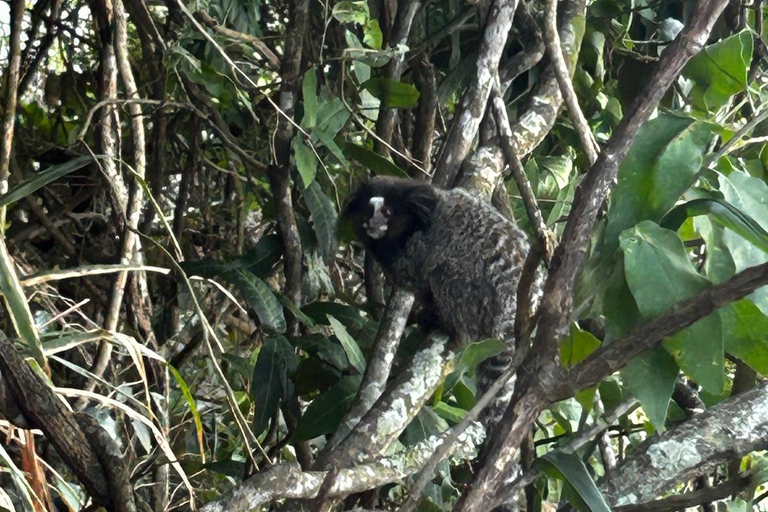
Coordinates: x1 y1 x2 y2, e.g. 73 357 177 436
0 0 767 510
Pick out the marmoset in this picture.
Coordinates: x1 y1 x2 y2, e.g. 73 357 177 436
344 176 532 421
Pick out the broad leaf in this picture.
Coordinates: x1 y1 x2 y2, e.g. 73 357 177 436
230 269 287 334
328 315 366 374
538 451 611 512
302 68 318 128
293 137 318 189
303 181 338 263
339 141 408 177
605 114 712 250
684 31 752 112
560 324 601 368
663 197 768 255
620 222 724 393
293 375 362 440
721 300 768 376
361 78 420 109
293 333 349 372
233 233 282 277
621 347 678 431
251 336 297 436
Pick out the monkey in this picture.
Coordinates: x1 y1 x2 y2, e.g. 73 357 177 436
343 176 532 424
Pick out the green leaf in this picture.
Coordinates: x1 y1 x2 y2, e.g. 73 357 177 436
717 171 768 314
433 402 467 423
302 68 318 128
620 222 724 393
662 197 768 254
459 338 505 374
693 217 737 284
293 333 349 372
605 114 713 250
233 233 282 277
0 238 44 366
560 324 601 368
275 292 316 328
293 137 318 189
168 366 204 455
251 335 297 436
328 315 366 374
537 451 611 512
621 347 678 431
0 155 94 207
363 19 383 49
303 181 338 263
302 301 368 330
361 78 421 109
331 0 369 25
293 375 362 440
721 300 768 376
229 269 287 334
338 140 408 177
684 31 752 112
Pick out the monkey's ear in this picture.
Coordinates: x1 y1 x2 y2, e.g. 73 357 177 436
405 185 439 227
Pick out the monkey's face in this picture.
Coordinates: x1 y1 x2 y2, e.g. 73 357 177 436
343 177 440 247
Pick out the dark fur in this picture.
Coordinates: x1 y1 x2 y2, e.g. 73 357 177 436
344 177 532 423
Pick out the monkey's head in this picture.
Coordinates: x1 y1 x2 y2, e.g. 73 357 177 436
342 177 440 264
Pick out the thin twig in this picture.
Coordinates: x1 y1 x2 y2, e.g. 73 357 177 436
543 0 599 163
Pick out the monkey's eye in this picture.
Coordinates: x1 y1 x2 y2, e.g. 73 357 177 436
363 196 390 239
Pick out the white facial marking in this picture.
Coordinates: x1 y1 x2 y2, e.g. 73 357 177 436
366 196 389 239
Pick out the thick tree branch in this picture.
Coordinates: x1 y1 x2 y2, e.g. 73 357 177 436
318 287 416 465
550 261 768 400
431 0 520 187
602 383 768 506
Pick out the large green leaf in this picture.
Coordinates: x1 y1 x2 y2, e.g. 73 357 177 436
693 217 737 284
293 137 318 189
0 155 94 207
721 300 768 376
328 315 366 374
621 347 678 431
605 114 713 250
301 68 318 128
293 375 362 440
233 234 283 277
293 333 349 372
560 324 601 368
718 172 768 314
684 31 752 112
663 197 768 255
338 141 408 177
229 269 287 334
251 336 297 436
537 451 611 512
620 221 724 393
303 181 338 263
361 78 421 109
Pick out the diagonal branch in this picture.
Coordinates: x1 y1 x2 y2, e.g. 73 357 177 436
549 261 768 400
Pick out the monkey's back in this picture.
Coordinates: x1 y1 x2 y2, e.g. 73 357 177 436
391 188 530 344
